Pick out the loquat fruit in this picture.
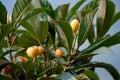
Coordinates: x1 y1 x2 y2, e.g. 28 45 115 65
55 49 63 57
70 19 79 32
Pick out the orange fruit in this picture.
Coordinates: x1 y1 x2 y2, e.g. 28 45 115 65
26 46 39 58
55 49 63 57
17 56 28 62
70 19 79 32
37 46 44 55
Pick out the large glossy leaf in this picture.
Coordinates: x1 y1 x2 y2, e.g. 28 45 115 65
77 62 120 80
39 0 55 19
97 0 115 38
20 21 39 40
78 0 98 18
112 12 120 25
88 24 95 43
39 0 53 9
23 8 50 20
76 73 90 80
82 32 120 54
36 21 48 44
0 74 15 80
96 0 106 38
77 9 97 47
0 63 10 71
91 47 113 54
73 54 96 64
37 60 63 76
0 39 7 48
12 0 32 28
0 49 15 59
83 69 99 80
0 1 7 24
56 21 74 52
10 62 34 80
55 4 69 20
0 22 14 41
66 0 85 21
14 30 38 48
75 32 120 62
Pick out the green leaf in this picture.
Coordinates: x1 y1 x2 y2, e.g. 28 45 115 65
20 21 39 40
56 21 74 52
78 0 98 17
12 0 32 28
0 38 7 48
97 0 115 38
0 63 10 71
81 32 120 54
39 0 55 19
75 32 120 63
88 24 95 43
77 9 97 47
55 4 69 20
23 8 51 20
48 22 56 48
14 30 38 48
10 62 32 80
76 73 90 80
91 47 113 54
0 74 15 80
36 21 48 44
78 62 120 80
67 0 85 21
112 12 120 25
0 1 7 24
39 0 53 10
58 72 76 80
73 54 96 64
38 60 63 76
0 49 15 59
83 69 99 80
20 61 35 78
0 22 14 41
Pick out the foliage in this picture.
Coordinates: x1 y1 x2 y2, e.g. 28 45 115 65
0 0 120 80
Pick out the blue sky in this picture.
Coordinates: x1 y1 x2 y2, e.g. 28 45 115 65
1 0 120 80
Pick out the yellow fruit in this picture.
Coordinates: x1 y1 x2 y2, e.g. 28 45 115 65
26 46 39 58
55 49 63 57
37 46 44 55
17 56 28 62
70 19 79 32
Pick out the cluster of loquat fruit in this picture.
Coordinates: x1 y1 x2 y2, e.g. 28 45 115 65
2 19 80 76
25 19 79 59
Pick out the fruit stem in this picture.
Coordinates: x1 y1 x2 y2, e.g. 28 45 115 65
37 40 42 46
66 33 77 69
71 33 77 58
7 34 13 61
33 56 37 63
43 53 47 62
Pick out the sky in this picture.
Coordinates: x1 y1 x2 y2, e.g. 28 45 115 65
1 0 120 80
